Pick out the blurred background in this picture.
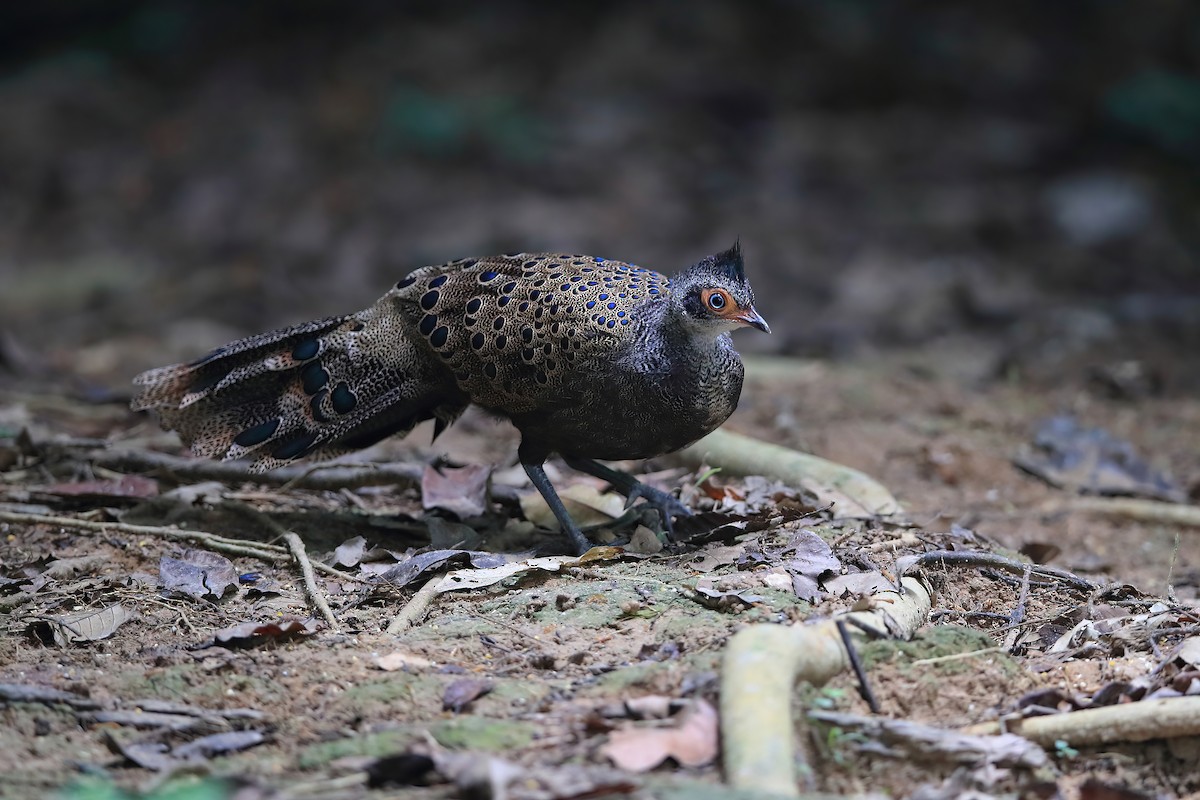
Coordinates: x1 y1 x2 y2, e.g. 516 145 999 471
0 0 1197 392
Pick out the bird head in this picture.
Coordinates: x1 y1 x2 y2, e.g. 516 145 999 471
673 242 770 336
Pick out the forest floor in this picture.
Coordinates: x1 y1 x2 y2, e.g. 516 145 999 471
2 341 1199 800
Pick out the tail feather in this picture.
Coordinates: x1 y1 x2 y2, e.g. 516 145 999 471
132 311 465 471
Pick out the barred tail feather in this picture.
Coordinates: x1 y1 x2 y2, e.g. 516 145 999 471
132 311 466 471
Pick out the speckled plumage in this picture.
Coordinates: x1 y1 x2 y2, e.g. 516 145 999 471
132 244 768 553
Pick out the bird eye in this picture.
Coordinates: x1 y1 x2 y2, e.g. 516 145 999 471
706 291 727 310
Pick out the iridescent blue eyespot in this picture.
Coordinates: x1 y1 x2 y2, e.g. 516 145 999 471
301 362 329 394
234 418 280 448
428 275 448 288
291 339 319 361
479 271 499 282
331 382 357 414
272 431 318 460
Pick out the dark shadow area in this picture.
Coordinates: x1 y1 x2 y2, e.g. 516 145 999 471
0 0 1197 388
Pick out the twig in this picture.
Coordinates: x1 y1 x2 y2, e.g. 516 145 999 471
0 510 362 583
809 710 1046 768
283 532 339 631
837 619 879 713
385 577 443 634
962 696 1200 747
910 646 1003 666
0 683 102 710
900 550 1095 593
1003 563 1033 652
93 449 423 489
90 448 523 504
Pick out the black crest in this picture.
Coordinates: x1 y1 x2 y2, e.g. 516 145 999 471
708 240 745 283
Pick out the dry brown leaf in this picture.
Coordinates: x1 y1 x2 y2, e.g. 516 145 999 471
520 483 627 529
421 463 491 518
28 603 134 646
601 698 718 772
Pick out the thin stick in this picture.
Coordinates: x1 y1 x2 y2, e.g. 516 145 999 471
837 619 879 713
283 532 339 631
1002 563 1033 652
93 449 423 489
0 510 362 582
90 448 522 504
910 646 1003 666
900 550 1095 592
385 577 443 634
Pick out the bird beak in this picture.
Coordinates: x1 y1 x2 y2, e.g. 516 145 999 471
736 307 771 334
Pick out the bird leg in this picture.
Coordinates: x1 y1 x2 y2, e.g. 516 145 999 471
562 456 692 540
521 459 593 556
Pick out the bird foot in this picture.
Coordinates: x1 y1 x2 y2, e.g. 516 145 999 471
623 482 692 539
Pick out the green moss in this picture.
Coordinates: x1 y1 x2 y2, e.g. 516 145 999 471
428 716 536 750
334 673 443 715
298 730 415 768
858 624 1016 675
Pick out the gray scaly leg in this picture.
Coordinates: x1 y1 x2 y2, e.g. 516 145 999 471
522 459 592 556
563 456 692 540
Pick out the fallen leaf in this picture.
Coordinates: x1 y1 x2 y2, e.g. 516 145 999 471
625 525 663 555
601 698 718 771
333 535 369 567
790 573 824 603
422 464 491 518
434 555 575 593
172 730 265 760
1173 636 1200 670
521 483 627 529
380 549 507 588
693 579 763 609
824 571 895 597
161 549 239 600
783 529 841 578
28 603 133 646
443 678 493 712
210 618 318 648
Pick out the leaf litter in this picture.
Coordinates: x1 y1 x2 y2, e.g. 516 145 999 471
2 360 1200 798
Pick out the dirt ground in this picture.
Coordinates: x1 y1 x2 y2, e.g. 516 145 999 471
2 344 1199 799
2 4 1200 799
